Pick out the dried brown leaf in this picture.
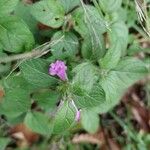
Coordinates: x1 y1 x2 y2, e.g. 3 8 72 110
10 123 39 147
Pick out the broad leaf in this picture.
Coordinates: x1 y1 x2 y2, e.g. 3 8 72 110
51 31 79 59
99 21 128 69
53 101 76 134
33 90 60 111
109 22 128 54
73 6 106 59
99 0 122 13
73 84 105 108
0 88 30 118
0 0 19 15
59 0 80 13
111 8 127 22
2 74 37 93
30 0 65 28
24 111 52 135
81 110 99 133
84 5 106 34
72 8 88 37
72 6 106 35
14 1 38 34
0 16 34 53
99 41 122 70
92 58 148 113
20 58 58 88
81 34 105 60
73 62 98 92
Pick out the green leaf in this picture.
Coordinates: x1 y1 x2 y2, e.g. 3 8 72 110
111 8 127 22
73 6 106 35
2 74 37 93
24 111 52 135
33 90 60 111
84 5 106 34
74 84 105 108
7 113 25 125
92 58 148 113
51 31 79 59
109 22 128 54
0 138 10 150
0 16 34 53
20 58 58 88
59 0 80 13
81 34 105 60
0 88 30 118
30 0 65 28
72 8 88 37
99 21 128 69
0 53 11 76
73 62 98 92
99 0 122 13
14 1 38 35
0 0 19 15
53 101 76 134
81 110 99 134
73 6 106 59
99 41 122 70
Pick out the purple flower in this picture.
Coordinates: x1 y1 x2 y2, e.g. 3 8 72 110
75 110 81 122
49 60 67 81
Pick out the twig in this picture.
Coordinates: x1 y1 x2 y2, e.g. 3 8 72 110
0 36 64 64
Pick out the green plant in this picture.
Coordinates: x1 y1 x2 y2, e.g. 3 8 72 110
0 0 149 149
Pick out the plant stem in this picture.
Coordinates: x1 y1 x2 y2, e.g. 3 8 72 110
0 36 64 63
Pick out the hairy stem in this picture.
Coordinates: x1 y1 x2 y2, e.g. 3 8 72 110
0 36 64 64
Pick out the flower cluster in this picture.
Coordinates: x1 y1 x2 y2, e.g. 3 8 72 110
49 60 67 81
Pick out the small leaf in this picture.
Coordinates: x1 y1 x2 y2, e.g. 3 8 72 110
24 111 52 135
20 58 58 88
0 88 30 118
30 0 65 28
81 110 99 134
51 31 79 59
99 41 122 70
0 0 19 15
58 0 80 13
99 0 122 13
0 16 34 53
109 21 128 54
53 101 76 134
99 21 128 70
